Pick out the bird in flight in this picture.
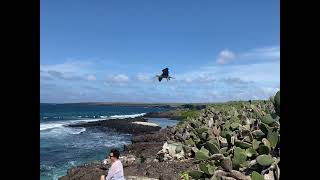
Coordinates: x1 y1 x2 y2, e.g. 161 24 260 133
155 68 174 82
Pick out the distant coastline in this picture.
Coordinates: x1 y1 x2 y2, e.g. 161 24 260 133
41 100 269 107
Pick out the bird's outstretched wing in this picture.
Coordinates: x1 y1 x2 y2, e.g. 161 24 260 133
154 75 162 82
162 68 169 76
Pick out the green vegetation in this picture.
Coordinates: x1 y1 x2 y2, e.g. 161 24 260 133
177 109 200 125
167 91 280 179
181 109 199 119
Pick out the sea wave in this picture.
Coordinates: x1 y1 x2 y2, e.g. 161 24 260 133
40 122 66 131
40 119 104 131
41 126 86 136
40 113 146 134
40 121 96 136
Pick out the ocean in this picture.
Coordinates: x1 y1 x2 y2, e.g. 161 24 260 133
40 103 176 180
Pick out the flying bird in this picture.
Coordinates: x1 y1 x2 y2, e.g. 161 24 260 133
155 68 174 82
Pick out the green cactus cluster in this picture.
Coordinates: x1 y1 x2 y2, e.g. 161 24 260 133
166 91 280 179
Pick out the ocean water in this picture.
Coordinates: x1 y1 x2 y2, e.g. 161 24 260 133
40 103 175 180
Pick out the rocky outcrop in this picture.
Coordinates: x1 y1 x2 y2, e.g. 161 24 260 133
131 128 173 143
122 128 174 160
125 176 158 180
68 117 161 135
59 161 104 180
59 157 198 180
123 158 198 180
156 142 186 161
59 125 197 180
59 133 198 180
143 110 183 120
181 104 207 110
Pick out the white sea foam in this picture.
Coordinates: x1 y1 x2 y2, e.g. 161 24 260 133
132 121 159 127
41 126 86 136
68 161 77 166
40 119 104 131
40 113 146 136
110 113 146 119
40 121 89 136
69 118 105 124
69 127 86 134
40 122 66 131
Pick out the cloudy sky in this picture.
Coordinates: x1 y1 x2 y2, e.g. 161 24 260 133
41 0 279 103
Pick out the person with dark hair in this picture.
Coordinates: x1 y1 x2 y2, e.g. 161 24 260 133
100 149 125 180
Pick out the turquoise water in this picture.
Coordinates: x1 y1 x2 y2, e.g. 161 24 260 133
40 103 174 180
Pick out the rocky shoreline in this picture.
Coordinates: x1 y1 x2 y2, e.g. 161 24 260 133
60 109 194 180
59 95 280 179
59 126 198 180
143 111 183 120
68 117 162 135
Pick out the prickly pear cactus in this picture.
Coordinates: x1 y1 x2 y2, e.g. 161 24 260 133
163 91 280 180
274 91 280 116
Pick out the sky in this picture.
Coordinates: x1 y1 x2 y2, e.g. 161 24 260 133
40 0 280 103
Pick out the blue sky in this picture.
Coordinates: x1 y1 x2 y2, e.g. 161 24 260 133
40 0 279 103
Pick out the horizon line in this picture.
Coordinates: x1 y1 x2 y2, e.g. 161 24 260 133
40 99 269 105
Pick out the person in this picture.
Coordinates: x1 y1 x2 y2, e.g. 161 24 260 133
100 149 125 180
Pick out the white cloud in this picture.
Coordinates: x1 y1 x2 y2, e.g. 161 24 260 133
216 49 236 64
184 77 193 83
215 46 279 65
41 60 97 81
260 86 280 97
86 74 96 81
253 46 280 57
41 46 279 103
108 74 129 82
220 77 253 85
176 71 216 83
239 46 280 61
227 62 280 83
136 74 152 82
40 60 93 73
47 70 64 79
44 70 84 81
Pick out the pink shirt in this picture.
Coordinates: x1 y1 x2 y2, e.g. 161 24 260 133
106 160 125 180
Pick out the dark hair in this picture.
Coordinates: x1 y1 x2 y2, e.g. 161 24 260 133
109 149 120 159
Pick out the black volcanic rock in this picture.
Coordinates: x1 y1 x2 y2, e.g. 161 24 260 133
131 128 173 143
59 126 197 180
60 111 197 180
68 117 161 135
59 162 105 180
143 111 182 120
181 104 207 110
